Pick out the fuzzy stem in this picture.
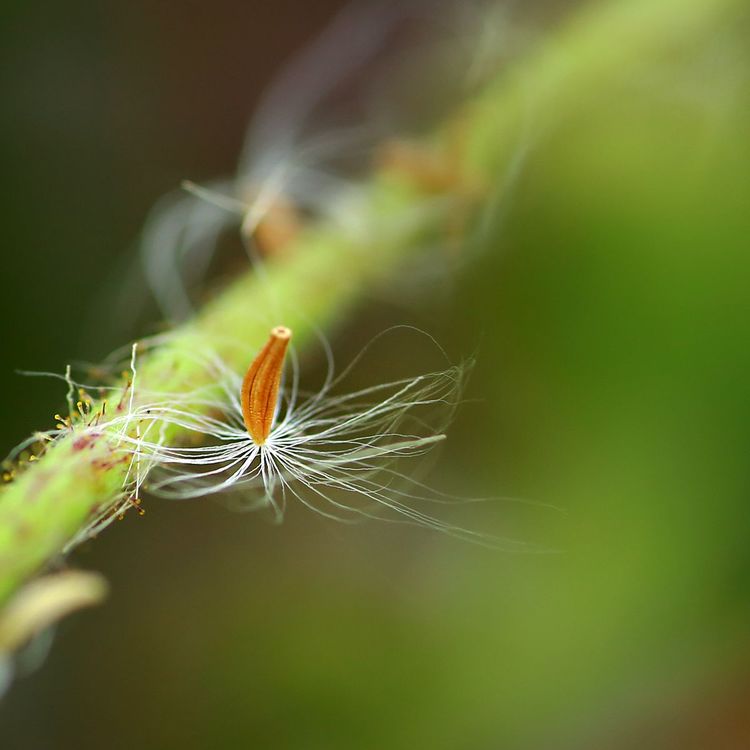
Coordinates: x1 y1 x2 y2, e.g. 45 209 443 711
0 0 739 606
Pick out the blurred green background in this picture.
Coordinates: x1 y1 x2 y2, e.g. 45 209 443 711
2 1 750 748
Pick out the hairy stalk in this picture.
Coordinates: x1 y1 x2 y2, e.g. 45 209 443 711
0 0 738 606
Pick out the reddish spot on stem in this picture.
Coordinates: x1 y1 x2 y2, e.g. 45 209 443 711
73 435 97 451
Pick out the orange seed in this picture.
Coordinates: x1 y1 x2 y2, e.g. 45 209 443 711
241 326 292 445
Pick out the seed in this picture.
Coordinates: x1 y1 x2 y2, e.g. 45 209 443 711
241 326 292 445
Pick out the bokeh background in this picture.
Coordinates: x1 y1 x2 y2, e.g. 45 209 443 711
2 0 750 748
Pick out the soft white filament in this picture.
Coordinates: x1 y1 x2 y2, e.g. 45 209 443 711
112 344 483 540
